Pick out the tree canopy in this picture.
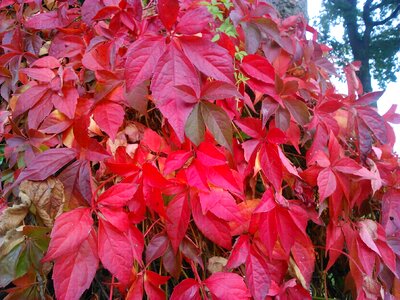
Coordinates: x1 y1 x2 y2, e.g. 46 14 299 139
316 0 400 92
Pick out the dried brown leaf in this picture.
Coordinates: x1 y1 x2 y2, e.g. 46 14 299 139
19 178 65 227
0 198 30 236
0 228 24 258
207 256 228 274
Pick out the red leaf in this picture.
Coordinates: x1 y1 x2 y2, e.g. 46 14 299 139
125 36 166 91
245 248 271 300
356 91 384 106
291 241 315 288
126 225 145 266
180 36 234 83
317 167 337 201
98 219 134 285
226 235 250 270
241 54 275 84
25 9 76 30
20 67 55 82
43 207 93 262
199 189 242 222
144 270 170 300
157 0 179 30
164 151 192 175
204 272 251 300
325 222 344 270
51 86 78 119
191 194 232 249
93 101 125 141
170 278 201 300
357 106 387 144
260 144 282 191
99 206 130 231
175 7 212 34
13 85 48 118
52 230 98 300
166 193 190 253
97 183 137 207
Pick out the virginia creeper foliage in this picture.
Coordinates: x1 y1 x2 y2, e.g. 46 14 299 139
0 0 400 299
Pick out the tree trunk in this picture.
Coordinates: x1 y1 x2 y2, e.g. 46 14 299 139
266 0 308 20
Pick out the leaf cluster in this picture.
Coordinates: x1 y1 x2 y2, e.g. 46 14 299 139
0 0 400 299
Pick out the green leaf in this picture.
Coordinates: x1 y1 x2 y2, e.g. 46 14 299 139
200 101 233 152
16 246 29 278
0 244 23 287
185 103 205 146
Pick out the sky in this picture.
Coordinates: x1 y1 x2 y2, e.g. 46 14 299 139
307 0 400 153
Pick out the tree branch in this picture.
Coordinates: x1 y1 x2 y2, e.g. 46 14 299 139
372 4 400 26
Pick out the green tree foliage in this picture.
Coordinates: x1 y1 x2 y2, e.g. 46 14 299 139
316 0 400 92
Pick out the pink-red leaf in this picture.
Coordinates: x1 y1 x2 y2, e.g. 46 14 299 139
241 54 275 84
180 36 234 83
98 219 134 285
43 207 93 262
204 272 251 300
97 183 137 207
191 194 232 249
125 36 166 91
170 278 201 300
317 167 337 201
175 7 212 34
52 231 98 300
166 193 191 253
93 101 125 141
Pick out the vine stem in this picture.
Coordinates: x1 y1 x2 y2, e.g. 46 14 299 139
109 276 115 300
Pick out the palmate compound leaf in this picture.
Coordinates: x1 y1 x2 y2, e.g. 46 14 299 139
150 41 200 141
52 230 98 300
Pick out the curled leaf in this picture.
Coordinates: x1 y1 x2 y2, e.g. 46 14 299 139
19 178 65 227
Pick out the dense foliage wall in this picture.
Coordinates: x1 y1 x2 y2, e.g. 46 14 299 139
0 0 399 299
